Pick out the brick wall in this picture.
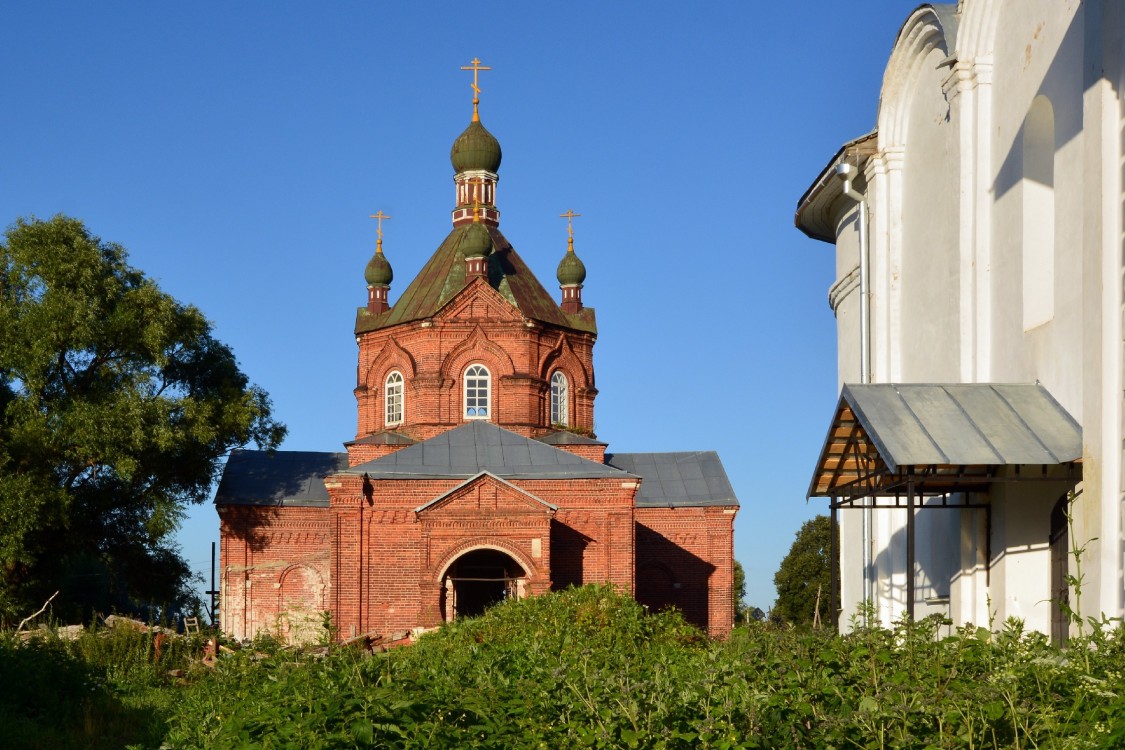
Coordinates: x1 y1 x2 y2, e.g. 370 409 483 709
635 506 738 638
354 283 597 442
218 505 332 643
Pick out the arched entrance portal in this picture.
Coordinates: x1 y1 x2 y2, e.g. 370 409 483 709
442 549 527 621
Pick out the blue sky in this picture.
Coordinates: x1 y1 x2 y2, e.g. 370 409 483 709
1 2 916 611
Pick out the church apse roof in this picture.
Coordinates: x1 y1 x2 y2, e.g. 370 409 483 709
213 435 739 509
341 421 627 480
215 450 349 508
356 224 596 335
606 452 739 508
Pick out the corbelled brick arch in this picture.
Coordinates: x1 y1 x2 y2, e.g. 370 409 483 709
537 334 594 432
433 539 542 585
439 324 517 427
430 538 546 623
356 336 417 435
276 563 327 642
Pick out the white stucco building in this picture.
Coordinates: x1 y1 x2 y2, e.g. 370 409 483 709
796 0 1124 641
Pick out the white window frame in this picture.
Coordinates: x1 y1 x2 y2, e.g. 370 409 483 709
463 364 491 420
385 371 404 427
550 371 569 426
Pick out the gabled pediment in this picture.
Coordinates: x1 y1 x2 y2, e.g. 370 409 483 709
433 277 523 324
414 471 557 518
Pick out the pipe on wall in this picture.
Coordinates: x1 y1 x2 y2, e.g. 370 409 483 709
837 162 874 615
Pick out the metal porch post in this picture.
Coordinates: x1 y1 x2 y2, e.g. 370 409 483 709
830 497 839 630
906 469 915 621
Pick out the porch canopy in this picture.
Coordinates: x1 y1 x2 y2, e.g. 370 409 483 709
807 383 1082 620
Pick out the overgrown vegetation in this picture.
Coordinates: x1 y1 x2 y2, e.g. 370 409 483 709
4 586 1125 748
0 216 285 624
0 621 209 749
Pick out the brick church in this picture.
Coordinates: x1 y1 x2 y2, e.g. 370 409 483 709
215 67 739 642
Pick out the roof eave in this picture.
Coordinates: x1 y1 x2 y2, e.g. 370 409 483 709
794 130 879 244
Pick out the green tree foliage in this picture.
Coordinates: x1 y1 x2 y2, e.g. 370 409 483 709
773 515 835 625
0 216 285 624
732 559 747 623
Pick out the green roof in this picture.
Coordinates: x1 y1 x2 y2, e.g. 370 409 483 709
356 223 596 335
364 250 393 286
450 120 502 174
556 247 587 286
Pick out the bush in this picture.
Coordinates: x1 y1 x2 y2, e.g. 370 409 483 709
9 588 1125 748
0 623 206 749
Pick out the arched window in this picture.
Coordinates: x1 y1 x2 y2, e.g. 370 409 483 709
550 371 569 426
464 364 490 419
385 371 404 427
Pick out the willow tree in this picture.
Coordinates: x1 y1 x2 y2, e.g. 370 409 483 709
0 216 285 623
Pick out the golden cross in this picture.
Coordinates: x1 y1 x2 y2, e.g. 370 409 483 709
460 57 491 122
369 211 391 253
471 201 482 223
560 209 581 249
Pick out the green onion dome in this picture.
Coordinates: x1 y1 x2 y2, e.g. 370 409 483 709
557 246 586 286
451 120 502 174
461 221 493 259
364 249 393 286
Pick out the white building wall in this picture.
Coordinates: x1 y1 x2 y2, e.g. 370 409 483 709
897 42 962 383
804 0 1125 633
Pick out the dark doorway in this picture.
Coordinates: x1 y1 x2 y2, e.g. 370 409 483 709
1049 493 1070 646
635 562 676 613
444 549 525 620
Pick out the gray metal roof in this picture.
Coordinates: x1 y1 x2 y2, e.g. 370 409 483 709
344 431 416 447
605 451 739 508
842 383 1082 472
214 450 349 507
535 430 606 446
214 429 738 509
343 421 633 480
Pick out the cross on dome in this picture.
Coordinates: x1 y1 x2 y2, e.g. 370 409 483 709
560 209 581 251
369 211 392 254
460 57 491 122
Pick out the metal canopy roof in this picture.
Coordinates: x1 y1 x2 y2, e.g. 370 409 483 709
809 383 1082 498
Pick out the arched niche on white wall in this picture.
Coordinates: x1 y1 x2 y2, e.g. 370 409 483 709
1022 94 1055 331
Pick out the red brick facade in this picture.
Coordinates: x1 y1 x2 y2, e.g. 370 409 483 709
352 279 597 445
217 108 737 643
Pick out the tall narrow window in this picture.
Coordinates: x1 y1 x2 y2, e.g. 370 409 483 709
385 371 404 427
550 371 569 426
1022 95 1055 330
464 364 490 419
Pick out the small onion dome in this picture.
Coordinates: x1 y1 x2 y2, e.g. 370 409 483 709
451 120 502 174
557 247 586 286
461 221 493 259
364 249 393 286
